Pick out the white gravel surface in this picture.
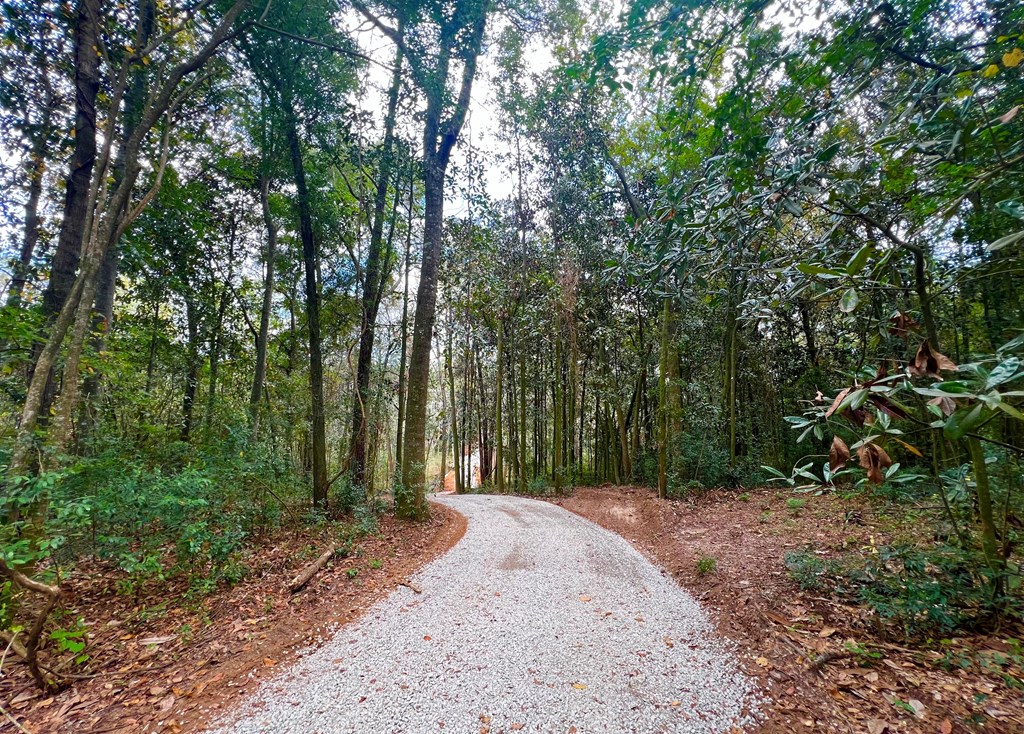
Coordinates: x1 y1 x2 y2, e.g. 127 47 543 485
207 494 761 733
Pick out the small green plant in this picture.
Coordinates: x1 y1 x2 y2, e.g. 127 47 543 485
50 618 89 665
346 568 359 579
368 558 383 570
786 497 807 515
758 511 772 524
737 492 750 502
696 556 717 575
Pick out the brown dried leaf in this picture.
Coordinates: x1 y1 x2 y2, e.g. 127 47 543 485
825 388 851 418
866 719 890 734
928 396 957 417
940 720 953 734
856 443 893 485
829 435 851 472
888 312 920 339
909 341 958 378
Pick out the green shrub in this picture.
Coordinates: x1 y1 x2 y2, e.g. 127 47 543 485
696 556 717 575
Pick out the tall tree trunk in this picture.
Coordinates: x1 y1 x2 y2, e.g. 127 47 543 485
350 39 404 486
7 148 47 307
395 159 414 475
249 174 277 433
39 0 100 325
519 347 527 493
495 320 504 493
284 106 328 509
553 336 563 493
446 331 461 494
397 4 488 519
182 301 200 441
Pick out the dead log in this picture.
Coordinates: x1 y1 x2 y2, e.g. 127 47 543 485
287 548 336 593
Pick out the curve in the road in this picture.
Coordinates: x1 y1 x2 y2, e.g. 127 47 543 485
207 494 761 733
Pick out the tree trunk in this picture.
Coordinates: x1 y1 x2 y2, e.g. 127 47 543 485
250 174 277 433
350 41 404 487
495 320 504 493
395 160 414 475
397 3 488 519
446 331 461 494
284 106 328 509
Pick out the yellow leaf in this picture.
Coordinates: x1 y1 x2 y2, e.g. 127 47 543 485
572 682 588 690
262 657 276 667
1003 48 1024 67
578 595 591 602
983 64 1000 78
755 656 770 667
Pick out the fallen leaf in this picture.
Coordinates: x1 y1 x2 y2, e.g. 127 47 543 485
663 636 674 648
940 719 952 734
908 699 926 718
158 694 176 713
511 725 524 731
137 635 176 646
819 627 837 638
424 635 432 641
755 657 770 667
866 719 889 734
579 595 592 602
262 657 277 667
572 682 588 690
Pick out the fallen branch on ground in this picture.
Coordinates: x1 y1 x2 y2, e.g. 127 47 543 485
398 580 422 594
0 557 65 692
287 548 337 593
807 650 853 673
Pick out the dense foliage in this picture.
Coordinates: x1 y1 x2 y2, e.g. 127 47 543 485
0 0 1021 687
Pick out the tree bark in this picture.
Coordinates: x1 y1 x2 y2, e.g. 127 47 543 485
284 106 328 509
250 174 277 433
398 2 489 519
350 39 404 487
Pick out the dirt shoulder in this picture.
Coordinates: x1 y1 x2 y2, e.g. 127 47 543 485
552 485 1024 734
1 502 466 734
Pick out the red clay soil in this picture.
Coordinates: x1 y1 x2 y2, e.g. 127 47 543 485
553 485 1024 734
0 503 466 734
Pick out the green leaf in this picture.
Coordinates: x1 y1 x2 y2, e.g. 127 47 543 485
781 198 803 216
985 357 1020 389
839 288 859 313
846 243 873 276
996 199 1024 220
943 403 986 440
796 263 845 278
995 401 1024 420
987 229 1024 251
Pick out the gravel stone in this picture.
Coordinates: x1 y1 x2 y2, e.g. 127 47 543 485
207 494 762 733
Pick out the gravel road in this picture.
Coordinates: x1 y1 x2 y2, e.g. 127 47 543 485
207 494 760 733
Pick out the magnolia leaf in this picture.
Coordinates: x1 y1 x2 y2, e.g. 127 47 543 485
983 63 1000 77
829 435 850 472
943 403 985 440
909 341 958 378
840 288 859 313
856 443 893 485
987 229 1024 252
996 200 1024 220
846 243 873 275
986 357 1021 389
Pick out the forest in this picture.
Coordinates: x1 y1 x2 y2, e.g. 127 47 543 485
0 0 1023 729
